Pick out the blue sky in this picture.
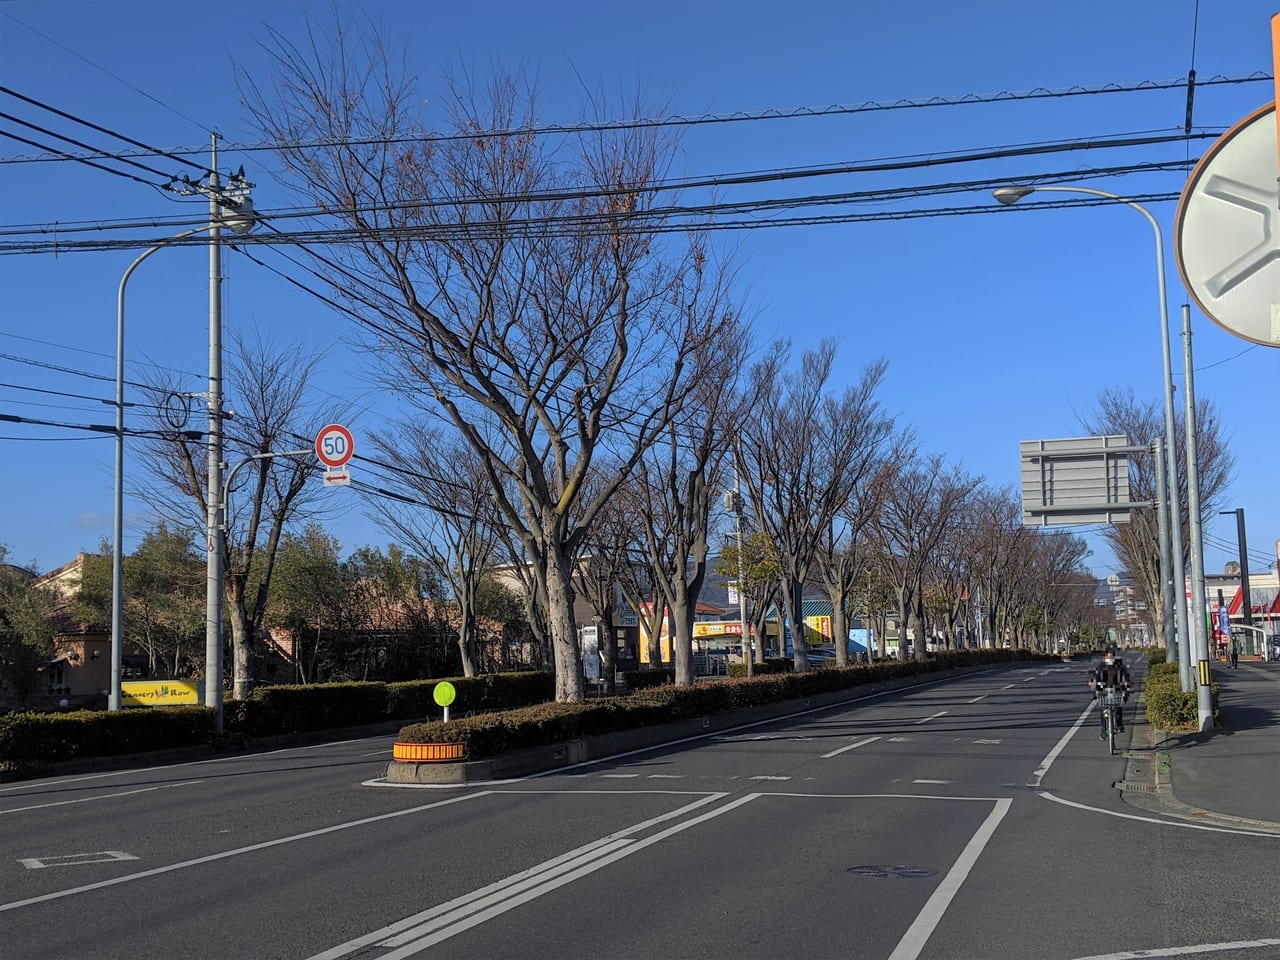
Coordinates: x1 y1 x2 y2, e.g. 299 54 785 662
1 0 1277 580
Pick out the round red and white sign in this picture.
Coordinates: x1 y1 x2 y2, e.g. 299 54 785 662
315 424 354 468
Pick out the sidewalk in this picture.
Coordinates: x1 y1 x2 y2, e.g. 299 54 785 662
1157 661 1280 825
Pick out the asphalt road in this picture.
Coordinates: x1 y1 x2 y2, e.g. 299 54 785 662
2 661 1276 960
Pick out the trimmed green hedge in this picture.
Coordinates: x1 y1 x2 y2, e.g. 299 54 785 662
386 672 554 720
727 657 794 678
1144 659 1219 731
224 671 554 738
399 650 1049 759
0 706 216 764
622 668 675 689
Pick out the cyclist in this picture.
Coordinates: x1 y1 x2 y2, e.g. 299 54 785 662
1089 646 1131 738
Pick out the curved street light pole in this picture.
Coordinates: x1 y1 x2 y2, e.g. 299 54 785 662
992 184 1192 685
111 227 209 712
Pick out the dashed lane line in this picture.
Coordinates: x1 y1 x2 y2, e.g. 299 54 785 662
915 711 948 725
1068 939 1280 959
821 735 881 759
1 780 202 816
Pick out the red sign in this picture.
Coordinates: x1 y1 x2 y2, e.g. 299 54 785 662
315 424 354 468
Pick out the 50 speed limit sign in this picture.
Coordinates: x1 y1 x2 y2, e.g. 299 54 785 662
315 424 354 469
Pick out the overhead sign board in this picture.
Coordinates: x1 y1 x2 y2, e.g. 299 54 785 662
1020 435 1137 527
1175 101 1280 347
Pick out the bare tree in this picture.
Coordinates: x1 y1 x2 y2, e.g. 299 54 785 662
1081 388 1233 639
814 451 897 666
368 424 504 677
738 342 892 672
573 470 647 690
872 455 977 661
632 303 747 685
138 332 334 698
244 26 733 702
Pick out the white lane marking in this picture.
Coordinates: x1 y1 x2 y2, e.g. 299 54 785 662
362 669 1003 790
915 711 948 725
309 793 758 960
887 799 1012 960
1038 790 1280 839
1029 699 1096 787
749 775 791 781
1002 683 1016 690
0 734 397 794
599 773 639 779
967 695 988 704
1021 676 1035 682
0 791 490 914
912 779 952 785
758 793 1003 802
1069 940 1280 959
887 736 914 742
645 774 682 780
18 850 138 869
0 780 201 815
973 739 1002 745
360 749 391 757
493 789 716 797
821 735 881 759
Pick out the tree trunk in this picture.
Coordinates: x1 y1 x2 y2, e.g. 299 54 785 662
544 543 583 703
784 577 809 672
896 587 910 662
828 582 849 667
225 578 253 700
668 577 696 686
600 611 617 692
456 594 478 678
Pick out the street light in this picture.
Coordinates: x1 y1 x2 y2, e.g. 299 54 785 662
108 182 254 714
992 183 1192 683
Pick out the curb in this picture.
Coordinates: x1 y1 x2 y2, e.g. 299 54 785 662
1118 692 1280 834
385 660 1032 785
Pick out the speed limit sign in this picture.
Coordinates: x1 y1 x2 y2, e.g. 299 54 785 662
315 424 354 469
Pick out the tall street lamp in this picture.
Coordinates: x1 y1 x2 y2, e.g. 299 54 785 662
992 184 1192 683
109 177 254 714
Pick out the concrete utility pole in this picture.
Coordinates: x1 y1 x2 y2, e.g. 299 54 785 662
1180 305 1212 730
1152 437 1177 671
730 455 752 677
205 134 225 730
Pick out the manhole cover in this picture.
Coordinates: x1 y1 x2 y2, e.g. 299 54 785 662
846 865 937 879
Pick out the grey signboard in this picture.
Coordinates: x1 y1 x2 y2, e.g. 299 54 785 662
1020 435 1136 527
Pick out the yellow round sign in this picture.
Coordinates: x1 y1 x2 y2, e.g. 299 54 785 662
433 681 457 708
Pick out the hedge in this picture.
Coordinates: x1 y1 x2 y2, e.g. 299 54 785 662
1144 659 1219 731
622 668 675 689
224 670 554 738
0 706 216 764
727 657 794 678
398 649 1049 759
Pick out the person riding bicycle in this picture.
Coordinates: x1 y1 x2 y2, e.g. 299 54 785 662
1088 646 1131 737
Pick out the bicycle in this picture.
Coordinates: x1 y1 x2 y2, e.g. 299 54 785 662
1098 686 1125 756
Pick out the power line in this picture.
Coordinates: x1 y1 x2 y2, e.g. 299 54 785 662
0 125 170 192
0 410 201 439
0 13 209 134
0 129 1213 243
0 331 206 381
0 72 1265 167
0 108 179 182
0 351 150 390
0 85 210 174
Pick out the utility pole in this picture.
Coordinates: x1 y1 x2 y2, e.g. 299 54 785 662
730 455 752 677
1180 305 1212 731
1152 438 1178 673
205 133 224 730
172 133 254 731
